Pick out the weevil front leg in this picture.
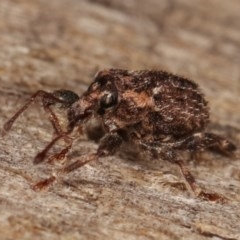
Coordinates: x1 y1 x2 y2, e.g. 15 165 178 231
2 89 80 163
34 131 73 164
2 89 79 136
3 90 66 135
35 90 77 163
33 132 123 190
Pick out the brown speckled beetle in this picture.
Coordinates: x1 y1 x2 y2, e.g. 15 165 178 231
2 69 236 200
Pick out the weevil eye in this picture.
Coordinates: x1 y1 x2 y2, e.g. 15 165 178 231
100 92 117 109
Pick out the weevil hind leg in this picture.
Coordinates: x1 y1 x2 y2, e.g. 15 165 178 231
134 137 227 201
204 132 237 157
162 153 227 201
177 132 236 158
174 159 226 201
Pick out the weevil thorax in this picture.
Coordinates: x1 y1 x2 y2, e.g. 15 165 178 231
90 69 155 131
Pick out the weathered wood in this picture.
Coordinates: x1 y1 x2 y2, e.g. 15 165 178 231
0 0 240 239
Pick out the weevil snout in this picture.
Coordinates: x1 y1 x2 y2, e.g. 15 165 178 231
67 95 95 130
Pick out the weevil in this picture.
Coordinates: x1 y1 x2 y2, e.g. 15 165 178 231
2 69 236 200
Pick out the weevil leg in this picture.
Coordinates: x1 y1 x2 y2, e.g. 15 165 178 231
162 150 226 201
34 135 63 164
32 153 95 191
2 89 79 137
132 135 226 201
46 137 73 164
204 132 236 157
174 132 236 157
2 89 80 163
2 90 65 135
36 89 82 163
174 159 225 201
62 132 123 172
32 133 123 190
42 103 64 136
34 125 75 164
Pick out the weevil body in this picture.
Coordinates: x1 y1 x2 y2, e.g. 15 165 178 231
69 69 209 141
2 69 236 200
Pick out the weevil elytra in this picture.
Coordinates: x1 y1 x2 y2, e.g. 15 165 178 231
2 69 236 200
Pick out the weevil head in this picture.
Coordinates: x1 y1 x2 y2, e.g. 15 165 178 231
67 70 119 130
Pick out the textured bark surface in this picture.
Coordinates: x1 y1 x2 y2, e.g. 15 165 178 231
0 0 240 239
